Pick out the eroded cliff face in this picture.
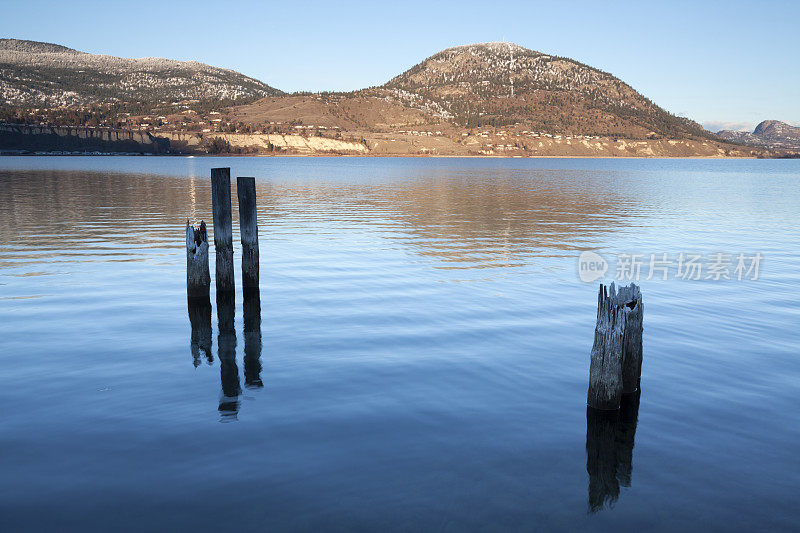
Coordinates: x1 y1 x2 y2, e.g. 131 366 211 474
163 131 764 157
0 124 169 153
460 136 763 158
164 132 369 154
364 133 766 158
1 124 766 158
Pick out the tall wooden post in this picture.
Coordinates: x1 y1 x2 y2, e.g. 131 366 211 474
211 168 234 293
185 220 210 299
237 176 259 289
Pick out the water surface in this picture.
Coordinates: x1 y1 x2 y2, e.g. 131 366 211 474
0 156 798 531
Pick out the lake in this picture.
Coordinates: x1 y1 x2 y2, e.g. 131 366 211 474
0 156 798 531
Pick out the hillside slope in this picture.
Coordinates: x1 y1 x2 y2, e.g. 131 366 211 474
381 42 709 137
235 42 710 140
0 38 281 108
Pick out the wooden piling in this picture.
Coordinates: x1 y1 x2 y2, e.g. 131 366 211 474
587 282 644 410
186 219 210 299
587 283 626 410
237 176 259 289
211 168 234 293
618 284 643 394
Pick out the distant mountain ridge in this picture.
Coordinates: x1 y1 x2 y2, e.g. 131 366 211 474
381 42 709 137
0 38 281 108
0 38 79 54
717 120 800 149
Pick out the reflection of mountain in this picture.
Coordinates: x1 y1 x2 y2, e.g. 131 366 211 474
586 392 640 512
0 167 636 272
382 175 635 268
0 169 215 266
237 173 636 269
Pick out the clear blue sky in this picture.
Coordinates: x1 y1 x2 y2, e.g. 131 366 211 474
2 0 798 131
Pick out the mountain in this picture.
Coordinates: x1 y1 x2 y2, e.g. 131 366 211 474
232 42 711 140
381 42 709 137
717 120 800 149
0 39 773 157
0 38 281 109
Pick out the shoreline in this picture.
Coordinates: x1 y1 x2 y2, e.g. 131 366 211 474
0 152 783 160
5 124 789 158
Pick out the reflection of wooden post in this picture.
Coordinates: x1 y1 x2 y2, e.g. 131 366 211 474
243 288 263 388
586 391 640 512
217 291 240 420
187 295 212 367
587 282 644 410
237 176 259 289
616 390 641 485
185 220 210 299
586 407 620 512
211 168 234 293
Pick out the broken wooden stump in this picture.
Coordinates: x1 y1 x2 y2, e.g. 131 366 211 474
186 219 210 299
587 282 644 410
211 167 234 294
236 176 259 289
588 284 625 410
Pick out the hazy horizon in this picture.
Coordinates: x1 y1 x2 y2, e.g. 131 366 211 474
2 0 798 130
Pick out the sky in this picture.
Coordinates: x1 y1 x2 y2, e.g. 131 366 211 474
2 0 798 132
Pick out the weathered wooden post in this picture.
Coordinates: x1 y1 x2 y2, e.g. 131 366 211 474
185 220 210 299
587 282 644 410
237 176 259 289
618 284 643 394
211 168 235 293
588 283 625 410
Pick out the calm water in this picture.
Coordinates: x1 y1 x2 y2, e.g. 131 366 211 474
0 156 798 531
